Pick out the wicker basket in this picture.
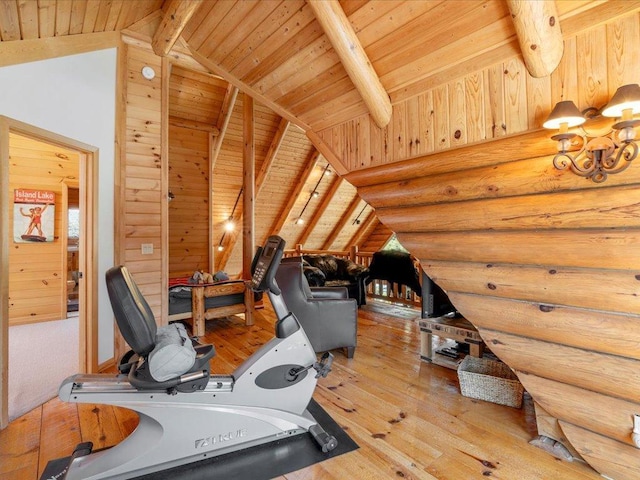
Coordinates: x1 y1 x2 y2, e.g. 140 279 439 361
457 356 524 408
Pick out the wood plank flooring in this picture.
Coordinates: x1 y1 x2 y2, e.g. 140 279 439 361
0 300 602 479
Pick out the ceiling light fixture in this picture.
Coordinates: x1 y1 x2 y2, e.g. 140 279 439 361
543 83 640 183
217 188 243 252
141 66 156 80
294 164 330 225
352 204 368 225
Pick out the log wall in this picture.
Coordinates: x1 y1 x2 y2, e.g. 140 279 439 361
347 127 640 480
343 11 640 480
8 133 79 324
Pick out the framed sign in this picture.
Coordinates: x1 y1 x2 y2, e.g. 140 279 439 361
13 189 55 243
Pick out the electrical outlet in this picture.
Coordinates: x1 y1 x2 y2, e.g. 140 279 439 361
141 243 154 255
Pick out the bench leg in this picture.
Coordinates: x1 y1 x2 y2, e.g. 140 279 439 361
192 286 205 337
244 283 254 326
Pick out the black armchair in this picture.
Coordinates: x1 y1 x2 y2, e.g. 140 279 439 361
275 258 357 358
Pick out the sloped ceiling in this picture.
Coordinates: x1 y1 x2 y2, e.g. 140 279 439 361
167 63 370 274
1 0 631 273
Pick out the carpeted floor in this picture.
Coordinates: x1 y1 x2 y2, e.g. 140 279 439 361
8 316 79 421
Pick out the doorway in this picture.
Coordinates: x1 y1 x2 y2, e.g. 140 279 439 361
0 116 98 428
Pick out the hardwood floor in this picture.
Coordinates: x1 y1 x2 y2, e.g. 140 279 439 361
0 300 602 480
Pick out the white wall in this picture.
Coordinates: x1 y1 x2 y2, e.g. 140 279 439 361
0 49 117 363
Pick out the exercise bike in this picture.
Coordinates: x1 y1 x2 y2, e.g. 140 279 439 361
57 235 337 480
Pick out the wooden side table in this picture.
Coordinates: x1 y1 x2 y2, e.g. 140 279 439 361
419 315 485 369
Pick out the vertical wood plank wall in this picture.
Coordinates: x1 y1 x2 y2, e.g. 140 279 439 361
168 124 209 277
8 134 79 325
322 14 640 170
121 43 163 319
342 12 640 480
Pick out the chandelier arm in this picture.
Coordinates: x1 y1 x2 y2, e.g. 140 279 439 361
619 141 639 165
553 152 592 177
601 141 638 173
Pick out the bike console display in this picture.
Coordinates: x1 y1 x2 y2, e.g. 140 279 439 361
251 235 286 294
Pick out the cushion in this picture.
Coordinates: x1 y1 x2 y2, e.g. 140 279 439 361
303 265 326 286
148 323 196 382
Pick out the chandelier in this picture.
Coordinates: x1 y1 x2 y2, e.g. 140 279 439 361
543 84 640 183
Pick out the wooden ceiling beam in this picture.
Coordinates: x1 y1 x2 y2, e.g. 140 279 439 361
191 49 312 131
209 85 239 273
152 0 202 57
506 0 563 77
297 176 344 247
0 31 120 68
256 117 290 196
322 193 362 251
307 0 391 129
306 129 348 176
211 84 239 169
264 150 322 244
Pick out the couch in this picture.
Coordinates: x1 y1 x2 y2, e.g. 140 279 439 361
299 254 369 306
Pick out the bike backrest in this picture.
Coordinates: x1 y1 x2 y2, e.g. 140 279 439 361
105 265 157 356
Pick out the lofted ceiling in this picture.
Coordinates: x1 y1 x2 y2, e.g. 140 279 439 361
1 0 634 273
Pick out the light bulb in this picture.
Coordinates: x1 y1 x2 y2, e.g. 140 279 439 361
618 126 636 143
557 138 571 153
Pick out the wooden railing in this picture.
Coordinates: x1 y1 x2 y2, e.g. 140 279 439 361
283 245 421 309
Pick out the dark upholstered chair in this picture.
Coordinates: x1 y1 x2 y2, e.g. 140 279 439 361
275 258 357 358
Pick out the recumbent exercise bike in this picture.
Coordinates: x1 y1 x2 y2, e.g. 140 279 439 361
57 235 337 480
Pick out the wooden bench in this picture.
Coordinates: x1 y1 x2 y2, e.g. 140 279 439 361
168 281 254 337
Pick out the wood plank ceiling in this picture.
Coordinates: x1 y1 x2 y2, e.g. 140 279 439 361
0 0 389 275
0 0 625 275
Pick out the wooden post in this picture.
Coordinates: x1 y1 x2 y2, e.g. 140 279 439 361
243 95 255 325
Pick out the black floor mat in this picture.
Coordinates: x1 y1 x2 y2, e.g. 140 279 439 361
40 398 358 480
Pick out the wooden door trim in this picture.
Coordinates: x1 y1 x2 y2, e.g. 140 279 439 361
0 115 98 429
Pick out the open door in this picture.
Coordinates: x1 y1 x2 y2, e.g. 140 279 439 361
0 116 98 428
